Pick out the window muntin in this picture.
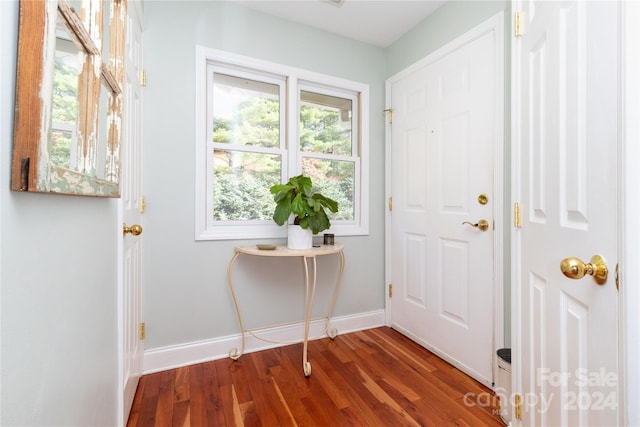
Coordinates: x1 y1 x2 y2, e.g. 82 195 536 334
196 47 369 240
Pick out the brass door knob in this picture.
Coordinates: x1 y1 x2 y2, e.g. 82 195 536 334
123 223 143 236
560 255 608 285
462 219 489 231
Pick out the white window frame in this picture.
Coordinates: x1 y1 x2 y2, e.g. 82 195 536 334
195 46 369 241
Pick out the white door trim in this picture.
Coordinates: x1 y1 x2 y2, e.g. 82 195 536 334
510 6 523 421
619 1 640 424
384 11 505 375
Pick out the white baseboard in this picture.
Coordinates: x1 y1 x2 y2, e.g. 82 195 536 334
143 309 385 374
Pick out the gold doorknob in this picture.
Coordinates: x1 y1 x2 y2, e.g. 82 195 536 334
462 219 489 231
560 255 608 285
123 223 143 236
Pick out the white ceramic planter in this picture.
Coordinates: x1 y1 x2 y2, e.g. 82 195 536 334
287 225 313 250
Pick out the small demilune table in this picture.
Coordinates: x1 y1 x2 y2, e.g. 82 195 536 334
227 243 345 377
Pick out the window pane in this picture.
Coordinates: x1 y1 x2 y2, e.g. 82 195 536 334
212 73 280 148
213 149 281 221
302 158 354 221
49 128 73 168
50 23 81 170
300 90 352 156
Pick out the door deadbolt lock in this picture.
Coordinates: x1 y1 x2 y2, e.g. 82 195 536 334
462 219 489 232
477 193 489 205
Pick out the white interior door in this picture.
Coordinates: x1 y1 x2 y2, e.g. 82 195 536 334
387 17 502 387
119 2 144 423
513 1 618 425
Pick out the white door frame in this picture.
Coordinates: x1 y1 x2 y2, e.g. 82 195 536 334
511 3 639 425
619 1 640 424
384 11 505 378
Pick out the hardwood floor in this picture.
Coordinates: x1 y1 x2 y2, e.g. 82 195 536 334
127 327 504 426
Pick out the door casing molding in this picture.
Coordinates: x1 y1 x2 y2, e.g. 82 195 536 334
619 1 640 424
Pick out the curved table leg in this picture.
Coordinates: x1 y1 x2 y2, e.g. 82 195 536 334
325 250 345 340
302 255 318 377
227 250 246 360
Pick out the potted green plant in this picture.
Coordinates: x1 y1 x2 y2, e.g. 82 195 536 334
270 174 338 249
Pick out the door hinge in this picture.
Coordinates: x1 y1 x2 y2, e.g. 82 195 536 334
514 202 522 228
140 195 146 213
388 284 393 298
140 69 147 86
514 12 525 37
384 108 393 124
388 197 393 211
616 263 619 291
139 322 146 340
515 393 523 419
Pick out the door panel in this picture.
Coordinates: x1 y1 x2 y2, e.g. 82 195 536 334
405 235 427 307
440 239 469 326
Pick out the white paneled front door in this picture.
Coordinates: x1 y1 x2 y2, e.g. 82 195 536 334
387 15 503 387
512 1 619 425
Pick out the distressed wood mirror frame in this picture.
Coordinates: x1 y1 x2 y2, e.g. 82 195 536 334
11 0 126 197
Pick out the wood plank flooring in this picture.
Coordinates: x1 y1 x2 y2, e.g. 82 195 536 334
127 327 505 427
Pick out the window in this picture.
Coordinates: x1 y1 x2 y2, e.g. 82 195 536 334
299 87 358 223
195 47 369 240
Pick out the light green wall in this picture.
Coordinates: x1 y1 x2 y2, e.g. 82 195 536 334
143 1 387 349
1 1 119 425
387 1 509 76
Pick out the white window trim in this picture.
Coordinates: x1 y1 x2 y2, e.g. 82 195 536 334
195 45 369 241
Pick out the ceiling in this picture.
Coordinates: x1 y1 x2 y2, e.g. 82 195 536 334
234 0 448 48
